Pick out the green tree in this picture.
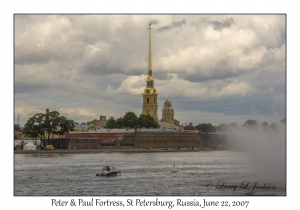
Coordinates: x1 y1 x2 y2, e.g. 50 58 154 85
22 113 45 145
122 112 138 128
197 123 215 146
44 111 60 144
23 111 75 145
56 116 75 138
216 123 228 133
106 117 117 129
116 117 124 128
138 114 159 128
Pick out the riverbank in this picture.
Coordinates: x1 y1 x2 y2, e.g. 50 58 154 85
14 147 223 154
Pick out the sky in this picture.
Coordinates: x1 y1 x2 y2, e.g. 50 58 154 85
14 14 286 127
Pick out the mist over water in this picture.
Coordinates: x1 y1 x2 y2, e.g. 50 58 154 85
226 120 286 186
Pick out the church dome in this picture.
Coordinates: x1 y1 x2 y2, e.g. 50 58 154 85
184 123 198 130
164 99 171 105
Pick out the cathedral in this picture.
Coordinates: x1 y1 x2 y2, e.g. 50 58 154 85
141 23 179 127
141 22 158 121
162 98 174 124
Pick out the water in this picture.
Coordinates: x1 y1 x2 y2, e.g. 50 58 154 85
14 151 285 196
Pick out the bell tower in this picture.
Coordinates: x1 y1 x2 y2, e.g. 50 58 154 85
142 22 158 121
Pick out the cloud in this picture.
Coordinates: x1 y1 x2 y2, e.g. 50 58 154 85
211 17 234 30
14 15 286 127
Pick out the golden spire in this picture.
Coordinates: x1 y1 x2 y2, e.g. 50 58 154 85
148 22 152 72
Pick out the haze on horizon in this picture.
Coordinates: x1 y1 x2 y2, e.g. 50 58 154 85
14 14 286 127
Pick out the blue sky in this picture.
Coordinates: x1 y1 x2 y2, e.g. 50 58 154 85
13 14 286 127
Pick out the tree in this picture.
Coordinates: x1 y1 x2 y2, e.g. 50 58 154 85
122 112 138 128
23 111 75 145
44 111 60 144
56 116 75 138
216 123 228 133
197 123 215 146
116 117 124 128
22 113 45 145
106 117 117 129
138 114 159 128
243 120 259 129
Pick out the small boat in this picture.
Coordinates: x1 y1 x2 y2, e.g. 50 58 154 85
171 164 178 172
96 166 121 176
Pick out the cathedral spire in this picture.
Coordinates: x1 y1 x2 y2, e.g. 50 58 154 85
142 22 158 122
148 22 152 74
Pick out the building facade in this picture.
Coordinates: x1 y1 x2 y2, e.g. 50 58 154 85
162 98 174 124
142 22 158 121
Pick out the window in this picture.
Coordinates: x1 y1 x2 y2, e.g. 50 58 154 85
147 98 149 103
154 98 156 103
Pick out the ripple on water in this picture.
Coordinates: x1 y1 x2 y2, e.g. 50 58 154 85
14 151 285 196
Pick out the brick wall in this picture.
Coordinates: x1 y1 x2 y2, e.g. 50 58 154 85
63 132 228 149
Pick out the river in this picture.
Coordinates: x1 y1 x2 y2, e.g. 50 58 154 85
14 151 285 196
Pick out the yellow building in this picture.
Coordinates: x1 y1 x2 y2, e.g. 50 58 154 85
162 98 174 124
87 116 107 127
142 22 158 121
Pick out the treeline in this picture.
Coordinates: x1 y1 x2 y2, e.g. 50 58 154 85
106 112 159 129
22 111 75 145
196 119 286 134
196 119 285 146
214 119 286 133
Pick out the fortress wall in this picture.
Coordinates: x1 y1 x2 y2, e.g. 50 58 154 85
64 132 136 148
136 132 202 148
52 138 70 149
200 133 229 147
62 132 228 149
69 138 102 149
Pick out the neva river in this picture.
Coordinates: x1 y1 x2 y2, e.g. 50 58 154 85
14 151 285 196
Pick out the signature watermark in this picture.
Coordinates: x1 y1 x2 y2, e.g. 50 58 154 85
206 181 276 192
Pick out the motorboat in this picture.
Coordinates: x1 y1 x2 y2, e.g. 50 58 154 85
171 164 178 172
96 166 121 176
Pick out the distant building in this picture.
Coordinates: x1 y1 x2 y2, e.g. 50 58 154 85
174 119 180 126
162 98 174 124
14 131 22 139
87 116 107 127
183 123 198 133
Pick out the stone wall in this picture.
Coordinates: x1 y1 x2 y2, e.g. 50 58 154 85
137 132 202 148
62 132 228 149
64 132 136 148
200 133 229 147
52 138 70 149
